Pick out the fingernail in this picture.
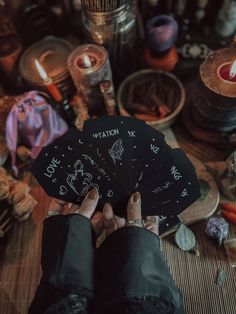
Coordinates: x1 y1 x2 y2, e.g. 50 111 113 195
103 203 114 219
132 192 140 203
88 188 98 200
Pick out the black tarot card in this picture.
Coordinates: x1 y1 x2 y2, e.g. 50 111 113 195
158 215 182 236
31 116 200 217
83 116 165 191
31 140 128 212
83 117 149 192
140 148 200 215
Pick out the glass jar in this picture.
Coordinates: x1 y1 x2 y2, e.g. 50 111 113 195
81 0 136 85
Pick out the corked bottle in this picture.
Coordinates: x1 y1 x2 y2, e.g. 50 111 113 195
80 0 137 85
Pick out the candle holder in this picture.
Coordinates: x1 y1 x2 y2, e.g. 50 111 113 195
19 37 75 99
182 47 236 146
200 48 236 98
67 44 114 116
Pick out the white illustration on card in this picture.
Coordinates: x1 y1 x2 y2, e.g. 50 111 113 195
181 188 188 197
59 185 68 196
152 181 171 193
96 148 102 157
66 160 99 197
160 200 171 205
150 144 160 154
82 154 109 178
107 190 113 197
128 131 135 137
156 215 167 223
135 171 143 188
138 171 143 182
108 139 124 165
170 166 182 180
82 154 95 166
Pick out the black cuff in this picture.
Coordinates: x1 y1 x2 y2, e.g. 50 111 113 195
28 214 95 314
96 227 182 312
41 214 95 290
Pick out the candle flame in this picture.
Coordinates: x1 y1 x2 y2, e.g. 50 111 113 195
83 54 92 68
35 59 49 81
229 60 236 79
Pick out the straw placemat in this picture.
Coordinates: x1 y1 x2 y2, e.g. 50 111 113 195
162 221 236 314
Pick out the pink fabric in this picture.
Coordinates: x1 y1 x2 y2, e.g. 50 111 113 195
6 91 68 176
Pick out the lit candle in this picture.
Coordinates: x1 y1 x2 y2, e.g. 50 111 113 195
35 59 63 102
218 60 236 82
67 44 114 116
78 54 94 68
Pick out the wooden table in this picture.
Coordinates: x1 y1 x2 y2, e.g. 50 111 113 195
0 120 234 314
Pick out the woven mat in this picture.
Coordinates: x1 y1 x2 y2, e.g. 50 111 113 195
162 221 236 314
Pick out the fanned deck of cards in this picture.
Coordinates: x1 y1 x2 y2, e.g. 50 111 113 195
31 116 200 225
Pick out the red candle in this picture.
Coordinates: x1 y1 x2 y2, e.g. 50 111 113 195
35 59 63 102
218 60 236 82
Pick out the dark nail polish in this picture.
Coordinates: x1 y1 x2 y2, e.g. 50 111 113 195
133 192 140 203
88 188 98 200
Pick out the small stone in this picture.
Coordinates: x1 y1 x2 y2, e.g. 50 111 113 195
175 224 196 251
215 268 227 286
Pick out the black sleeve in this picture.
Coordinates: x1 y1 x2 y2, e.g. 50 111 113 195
28 214 95 314
96 227 184 314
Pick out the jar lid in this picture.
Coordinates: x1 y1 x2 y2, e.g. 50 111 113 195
19 37 72 84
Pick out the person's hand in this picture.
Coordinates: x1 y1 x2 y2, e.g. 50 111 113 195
103 203 126 237
103 192 159 237
47 188 103 235
144 216 159 236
